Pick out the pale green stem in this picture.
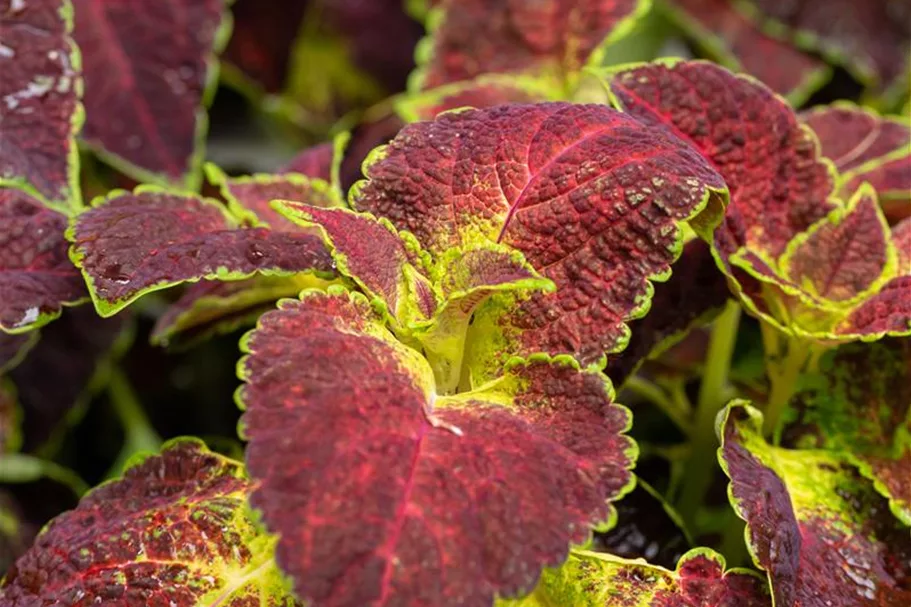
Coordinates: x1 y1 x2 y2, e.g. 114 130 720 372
623 375 692 434
676 300 741 525
759 322 812 439
106 368 162 479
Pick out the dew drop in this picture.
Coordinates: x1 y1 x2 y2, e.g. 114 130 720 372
0 43 14 59
245 242 265 264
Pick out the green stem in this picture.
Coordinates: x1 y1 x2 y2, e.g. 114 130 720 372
106 368 161 479
623 375 692 434
760 322 812 439
675 300 741 524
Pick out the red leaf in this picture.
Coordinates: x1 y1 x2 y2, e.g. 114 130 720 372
72 0 227 186
417 0 646 88
69 188 336 315
720 402 911 606
893 217 911 269
743 0 911 96
837 275 911 337
667 0 830 103
280 142 335 182
238 288 635 606
354 102 727 370
607 60 836 259
0 187 86 332
396 76 555 122
0 0 81 205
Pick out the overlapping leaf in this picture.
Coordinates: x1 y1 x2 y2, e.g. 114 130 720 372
395 75 556 122
0 440 300 606
353 102 728 381
784 338 911 525
665 0 830 104
802 103 910 222
415 0 648 90
720 402 911 606
501 548 769 606
0 187 86 333
237 287 636 606
68 187 336 316
72 0 228 188
740 0 911 100
0 0 82 206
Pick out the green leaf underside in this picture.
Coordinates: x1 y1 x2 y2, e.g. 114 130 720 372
666 0 830 103
720 402 911 606
0 187 86 333
353 102 727 380
784 338 911 525
68 188 336 316
0 0 82 206
415 0 647 90
205 163 341 230
73 0 229 188
151 274 335 349
0 440 299 606
500 548 769 606
237 287 636 606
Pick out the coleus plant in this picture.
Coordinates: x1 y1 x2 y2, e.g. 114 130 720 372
2 0 910 606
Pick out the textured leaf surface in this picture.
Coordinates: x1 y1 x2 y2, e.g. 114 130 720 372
0 440 299 606
605 60 836 260
667 0 829 103
743 0 911 96
503 548 769 606
720 402 911 606
0 187 86 332
354 103 727 372
69 188 335 315
803 104 911 208
73 0 227 186
417 0 646 89
207 164 340 230
0 0 81 205
784 338 911 525
238 288 635 606
783 186 892 302
837 276 911 338
9 306 127 451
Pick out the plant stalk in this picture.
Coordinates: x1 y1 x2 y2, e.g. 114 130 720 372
106 368 162 478
759 322 812 439
675 300 741 525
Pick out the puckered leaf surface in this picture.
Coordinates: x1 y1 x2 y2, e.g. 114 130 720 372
9 306 128 452
353 102 727 375
666 0 830 103
0 440 300 606
803 104 911 223
237 288 636 606
784 338 911 525
0 187 86 333
501 548 769 606
72 0 228 187
720 402 911 606
68 187 336 316
742 0 911 98
0 0 81 205
416 0 647 89
604 59 836 260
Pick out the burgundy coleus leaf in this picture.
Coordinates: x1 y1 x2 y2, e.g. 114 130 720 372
502 548 769 606
802 103 911 222
279 141 334 182
72 0 229 188
741 0 911 99
0 440 301 606
151 274 335 349
605 239 730 386
0 0 81 206
894 217 911 270
68 187 336 316
237 287 636 606
720 402 911 606
8 306 128 452
416 0 648 89
604 59 837 261
0 186 87 333
205 163 341 230
353 102 728 377
666 0 830 104
783 338 911 525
